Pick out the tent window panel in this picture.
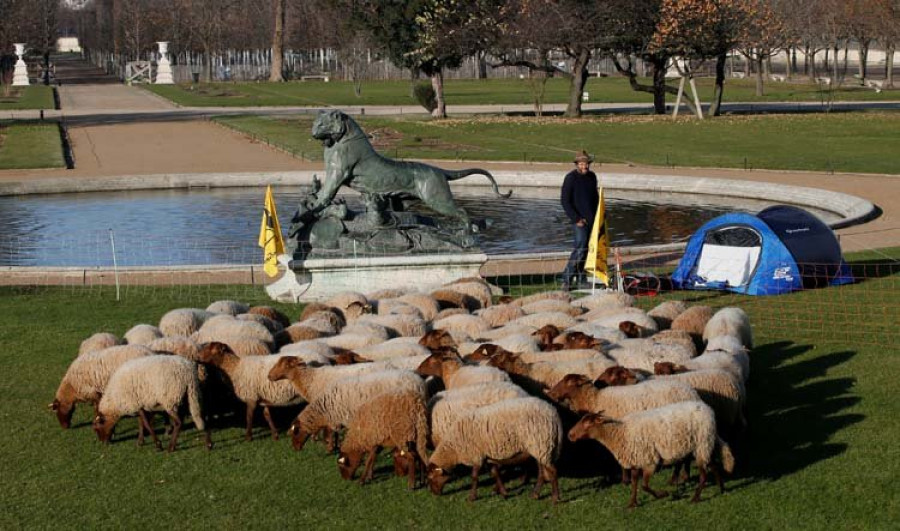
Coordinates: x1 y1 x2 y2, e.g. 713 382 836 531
694 244 761 287
703 226 762 247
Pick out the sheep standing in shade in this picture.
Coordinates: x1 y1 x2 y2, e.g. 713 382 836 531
337 389 430 489
568 402 734 508
427 381 529 447
93 355 211 452
197 342 304 441
427 397 563 503
653 363 747 432
51 345 155 429
545 373 700 418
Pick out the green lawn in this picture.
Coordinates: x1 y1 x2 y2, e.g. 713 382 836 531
2 248 898 528
214 112 900 174
0 122 65 169
145 77 898 108
0 85 55 110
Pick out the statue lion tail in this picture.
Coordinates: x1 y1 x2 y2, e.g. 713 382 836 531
445 169 513 198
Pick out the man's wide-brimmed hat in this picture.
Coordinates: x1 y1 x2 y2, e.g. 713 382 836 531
573 150 594 164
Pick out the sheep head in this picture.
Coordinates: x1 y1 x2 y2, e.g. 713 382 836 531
486 349 523 372
392 447 415 478
197 341 234 364
289 419 312 451
344 301 373 321
532 324 561 347
416 347 460 378
618 321 643 339
466 343 508 363
248 305 291 328
546 374 592 403
497 295 514 304
563 331 604 350
49 398 75 429
268 356 304 382
595 367 639 388
331 350 371 365
298 302 331 322
567 412 612 442
92 413 117 443
653 362 688 375
337 451 364 480
426 463 452 495
418 330 457 350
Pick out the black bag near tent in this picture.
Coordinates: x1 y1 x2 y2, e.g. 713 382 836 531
671 205 853 295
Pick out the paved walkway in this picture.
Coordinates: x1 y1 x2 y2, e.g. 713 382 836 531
1 81 897 256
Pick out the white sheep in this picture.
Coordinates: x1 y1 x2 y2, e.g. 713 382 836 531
366 287 413 301
670 305 714 340
649 329 698 357
354 339 432 361
652 367 747 432
92 355 211 452
570 291 635 311
510 311 578 330
475 323 538 341
522 299 584 317
196 316 275 347
51 344 155 429
427 382 530 447
509 290 571 307
278 340 334 358
482 333 542 354
520 348 607 364
434 308 471 320
124 324 164 345
475 304 526 328
276 323 325 346
267 355 387 402
324 333 386 351
147 336 200 360
416 349 511 390
588 309 658 337
545 373 701 418
441 280 493 310
563 322 627 343
681 349 749 383
341 321 392 341
488 351 617 394
604 339 695 373
325 291 372 321
427 397 562 503
237 313 284 334
432 314 491 338
158 308 213 337
647 300 689 330
703 307 753 349
568 401 735 508
206 300 250 316
197 343 304 441
356 314 428 338
78 332 122 356
396 293 441 322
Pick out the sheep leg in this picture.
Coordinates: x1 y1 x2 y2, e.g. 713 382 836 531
138 410 162 450
467 465 481 502
360 447 381 485
262 405 279 441
627 468 640 509
712 462 726 494
691 465 708 503
244 401 256 441
406 448 420 490
166 410 182 453
532 466 546 500
641 470 669 499
546 464 560 505
490 465 508 498
621 466 629 486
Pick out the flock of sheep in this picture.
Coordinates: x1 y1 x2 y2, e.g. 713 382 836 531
51 278 752 508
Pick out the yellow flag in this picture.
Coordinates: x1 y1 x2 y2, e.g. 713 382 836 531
258 185 285 278
584 186 609 286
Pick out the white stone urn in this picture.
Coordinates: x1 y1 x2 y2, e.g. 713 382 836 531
13 43 30 86
155 41 174 84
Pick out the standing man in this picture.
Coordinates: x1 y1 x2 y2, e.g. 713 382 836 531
560 150 599 291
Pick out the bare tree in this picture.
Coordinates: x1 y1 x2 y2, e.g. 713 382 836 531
269 0 286 81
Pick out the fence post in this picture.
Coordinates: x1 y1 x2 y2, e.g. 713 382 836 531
108 229 120 301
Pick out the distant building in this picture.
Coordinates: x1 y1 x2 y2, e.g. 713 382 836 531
57 37 82 53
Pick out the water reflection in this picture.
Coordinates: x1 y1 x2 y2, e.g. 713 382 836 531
0 186 833 267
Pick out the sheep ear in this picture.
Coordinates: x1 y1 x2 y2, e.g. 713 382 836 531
289 425 298 435
434 467 443 473
337 456 346 465
48 402 58 411
399 450 407 456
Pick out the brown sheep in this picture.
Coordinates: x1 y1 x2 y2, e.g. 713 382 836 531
419 330 457 351
248 305 291 328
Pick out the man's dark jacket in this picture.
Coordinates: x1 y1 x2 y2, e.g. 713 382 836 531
561 169 599 226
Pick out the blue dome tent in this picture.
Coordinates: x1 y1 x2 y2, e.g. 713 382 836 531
671 205 853 295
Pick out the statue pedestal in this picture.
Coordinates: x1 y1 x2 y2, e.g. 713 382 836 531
12 44 29 86
266 252 488 303
155 42 174 84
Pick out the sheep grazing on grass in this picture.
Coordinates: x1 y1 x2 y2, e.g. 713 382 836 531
427 382 530 447
298 302 342 323
396 293 441 322
197 342 304 441
419 330 457 351
206 300 250 316
158 308 213 337
604 339 695 374
487 350 617 395
545 372 701 418
475 304 526 328
675 349 749 383
123 324 163 346
324 333 386 351
427 397 563 504
703 307 753 349
509 290 571 308
570 291 635 312
649 329 698 357
196 316 275 352
289 370 426 451
434 308 471 320
267 356 384 403
78 332 122 356
366 288 413 301
324 291 372 322
568 402 734 508
337 389 430 489
532 325 561 349
647 300 689 330
670 305 714 350
147 336 201 361
432 314 491 339
92 355 211 453
353 339 431 362
564 322 626 343
430 289 478 312
416 348 511 389
653 363 747 432
589 309 658 337
51 344 155 429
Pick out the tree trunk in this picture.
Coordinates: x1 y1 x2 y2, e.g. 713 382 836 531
804 45 810 76
785 48 793 79
833 46 840 83
476 51 488 79
841 46 849 82
887 43 895 88
204 47 212 82
824 48 829 72
857 41 868 84
755 56 765 96
709 52 727 117
564 48 591 117
269 0 286 82
431 69 446 119
651 56 667 115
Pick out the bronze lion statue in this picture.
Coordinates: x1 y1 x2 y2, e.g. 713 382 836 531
310 110 511 232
